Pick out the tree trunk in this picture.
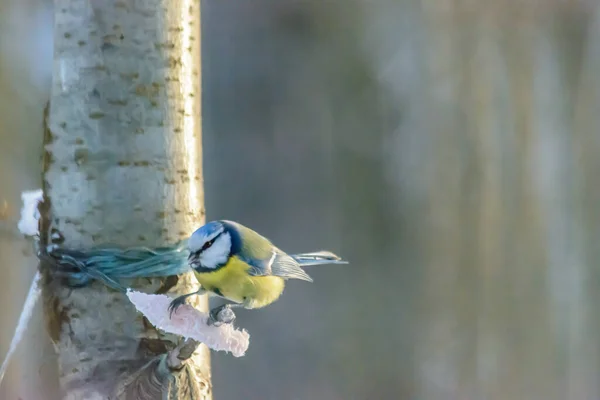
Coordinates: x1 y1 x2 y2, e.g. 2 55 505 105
42 0 210 398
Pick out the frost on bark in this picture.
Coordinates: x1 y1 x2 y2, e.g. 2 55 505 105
41 0 210 398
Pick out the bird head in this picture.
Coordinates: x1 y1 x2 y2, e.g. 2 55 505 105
187 220 232 270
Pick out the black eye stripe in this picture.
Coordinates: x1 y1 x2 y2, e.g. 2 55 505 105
201 231 223 251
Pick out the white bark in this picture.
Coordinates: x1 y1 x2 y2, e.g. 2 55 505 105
42 0 210 398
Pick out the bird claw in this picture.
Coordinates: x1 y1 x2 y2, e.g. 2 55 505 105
168 297 187 319
207 304 236 327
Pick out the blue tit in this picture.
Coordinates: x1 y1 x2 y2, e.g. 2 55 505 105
168 220 347 326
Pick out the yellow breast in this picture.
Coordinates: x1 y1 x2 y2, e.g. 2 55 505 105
193 256 286 309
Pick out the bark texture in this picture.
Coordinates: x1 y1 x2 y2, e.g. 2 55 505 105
42 0 210 398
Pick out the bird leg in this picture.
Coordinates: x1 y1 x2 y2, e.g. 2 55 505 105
168 289 205 318
207 303 243 326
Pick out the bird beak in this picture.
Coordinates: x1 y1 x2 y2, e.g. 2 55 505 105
187 252 199 268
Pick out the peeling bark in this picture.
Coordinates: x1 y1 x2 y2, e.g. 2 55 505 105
41 0 210 398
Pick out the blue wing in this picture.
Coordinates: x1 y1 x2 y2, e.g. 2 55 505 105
221 220 313 282
264 250 313 282
241 245 314 282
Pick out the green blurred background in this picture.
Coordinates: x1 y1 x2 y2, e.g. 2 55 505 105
2 1 600 399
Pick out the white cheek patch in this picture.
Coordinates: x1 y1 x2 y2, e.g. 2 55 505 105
199 232 231 269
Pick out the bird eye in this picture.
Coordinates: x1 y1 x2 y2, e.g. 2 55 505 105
201 239 215 251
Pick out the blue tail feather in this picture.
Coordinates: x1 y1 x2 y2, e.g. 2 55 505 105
291 250 348 267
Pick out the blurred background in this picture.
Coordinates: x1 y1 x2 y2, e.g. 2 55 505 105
2 0 600 399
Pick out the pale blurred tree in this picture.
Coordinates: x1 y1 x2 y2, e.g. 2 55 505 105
0 0 56 398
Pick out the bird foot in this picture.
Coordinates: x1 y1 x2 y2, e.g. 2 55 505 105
168 296 188 319
207 304 236 327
